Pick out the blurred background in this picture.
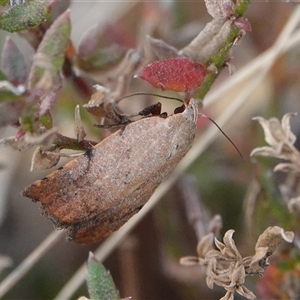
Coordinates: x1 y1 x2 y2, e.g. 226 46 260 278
0 1 300 299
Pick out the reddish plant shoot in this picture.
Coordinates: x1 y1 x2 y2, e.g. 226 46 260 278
234 17 252 32
136 57 208 93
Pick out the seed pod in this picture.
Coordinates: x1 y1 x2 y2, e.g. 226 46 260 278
23 99 198 244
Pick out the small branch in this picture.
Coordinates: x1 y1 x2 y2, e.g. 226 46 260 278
196 0 253 99
196 27 239 100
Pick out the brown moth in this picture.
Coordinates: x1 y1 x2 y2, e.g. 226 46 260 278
23 98 198 244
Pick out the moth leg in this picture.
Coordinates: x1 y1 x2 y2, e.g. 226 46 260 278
94 102 164 129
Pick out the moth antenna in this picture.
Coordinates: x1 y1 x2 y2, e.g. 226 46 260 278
199 113 245 161
117 92 183 103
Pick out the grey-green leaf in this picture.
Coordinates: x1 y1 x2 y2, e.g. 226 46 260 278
27 8 71 93
0 1 48 32
87 252 120 300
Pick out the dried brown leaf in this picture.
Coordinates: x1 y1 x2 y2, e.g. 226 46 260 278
82 85 109 117
214 237 226 253
249 247 268 266
181 226 294 300
74 105 86 142
31 146 60 171
251 113 300 164
205 249 226 261
206 257 217 289
234 284 256 300
252 114 297 148
196 233 214 258
281 113 297 144
179 256 201 266
220 290 234 300
255 226 294 257
229 264 245 286
274 162 300 174
222 230 241 259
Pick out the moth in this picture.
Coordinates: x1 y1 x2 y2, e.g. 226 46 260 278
23 98 198 244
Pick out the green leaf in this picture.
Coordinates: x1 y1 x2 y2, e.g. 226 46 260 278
86 252 120 300
20 112 38 133
0 69 7 81
39 111 53 129
0 1 48 33
1 37 27 85
27 9 71 93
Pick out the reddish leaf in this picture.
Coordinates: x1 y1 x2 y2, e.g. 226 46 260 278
136 57 208 92
234 17 252 32
1 37 27 85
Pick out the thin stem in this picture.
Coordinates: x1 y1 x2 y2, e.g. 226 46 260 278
0 230 63 298
196 0 253 99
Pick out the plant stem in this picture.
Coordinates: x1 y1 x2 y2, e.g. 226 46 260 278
196 0 252 100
